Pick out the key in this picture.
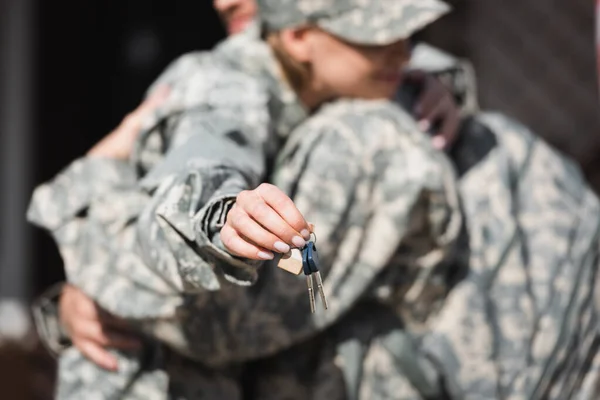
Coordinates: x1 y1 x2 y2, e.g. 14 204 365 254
302 244 316 313
306 274 316 313
305 242 328 310
302 241 328 313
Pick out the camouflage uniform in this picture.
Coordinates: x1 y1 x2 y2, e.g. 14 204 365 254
242 50 600 397
314 108 600 399
28 1 453 399
195 94 600 400
312 46 600 398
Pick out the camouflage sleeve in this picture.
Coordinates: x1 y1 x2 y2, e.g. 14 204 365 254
129 89 272 291
150 100 462 367
52 141 267 323
25 53 210 232
27 157 137 231
31 282 71 357
37 65 272 302
419 113 600 399
144 51 207 96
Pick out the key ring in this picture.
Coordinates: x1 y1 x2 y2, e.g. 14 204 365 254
309 231 317 243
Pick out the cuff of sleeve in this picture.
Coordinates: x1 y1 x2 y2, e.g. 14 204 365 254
197 194 262 286
154 172 261 292
31 282 71 357
27 157 137 231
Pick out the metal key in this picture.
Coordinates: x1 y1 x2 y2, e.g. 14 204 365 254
302 241 328 312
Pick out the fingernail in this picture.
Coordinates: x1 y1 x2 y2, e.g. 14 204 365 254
274 241 291 253
292 236 306 248
418 120 430 132
432 136 446 150
301 229 310 240
257 251 274 260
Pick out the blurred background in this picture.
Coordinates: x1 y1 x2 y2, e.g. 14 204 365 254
0 0 598 398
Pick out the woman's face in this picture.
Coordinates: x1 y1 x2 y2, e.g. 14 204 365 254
281 27 411 105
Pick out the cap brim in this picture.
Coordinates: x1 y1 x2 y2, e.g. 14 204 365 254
316 0 451 46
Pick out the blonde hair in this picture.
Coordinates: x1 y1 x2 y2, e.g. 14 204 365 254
266 33 311 92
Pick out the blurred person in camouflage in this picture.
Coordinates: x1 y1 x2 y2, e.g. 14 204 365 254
29 0 461 398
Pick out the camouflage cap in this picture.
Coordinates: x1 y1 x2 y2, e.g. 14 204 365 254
257 0 450 46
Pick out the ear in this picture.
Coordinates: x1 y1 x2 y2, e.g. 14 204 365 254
278 27 312 63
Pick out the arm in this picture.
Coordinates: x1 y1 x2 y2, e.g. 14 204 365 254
32 51 297 295
32 283 142 371
164 100 462 366
27 51 214 233
27 158 137 231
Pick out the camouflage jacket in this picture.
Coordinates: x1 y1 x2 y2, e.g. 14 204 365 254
239 108 600 400
313 112 600 400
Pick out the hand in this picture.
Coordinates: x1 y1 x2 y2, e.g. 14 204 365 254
87 85 170 159
405 71 460 150
59 284 142 371
221 183 312 260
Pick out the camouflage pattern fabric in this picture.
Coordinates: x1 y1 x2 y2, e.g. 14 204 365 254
327 111 600 399
238 106 600 400
257 0 450 46
147 99 461 366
